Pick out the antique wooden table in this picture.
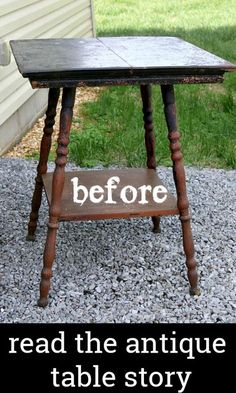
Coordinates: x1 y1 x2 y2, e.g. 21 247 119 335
10 37 236 307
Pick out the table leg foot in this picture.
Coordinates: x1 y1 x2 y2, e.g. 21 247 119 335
39 223 58 307
161 84 200 292
152 216 161 233
180 215 200 294
27 88 60 240
190 286 201 296
38 297 49 308
26 233 36 241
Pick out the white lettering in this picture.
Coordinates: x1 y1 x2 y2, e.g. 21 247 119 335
138 185 152 204
89 185 104 203
125 371 137 387
124 369 192 392
152 185 168 203
177 371 192 393
120 185 137 204
212 338 226 353
51 365 116 388
105 176 120 204
71 176 170 206
71 177 88 206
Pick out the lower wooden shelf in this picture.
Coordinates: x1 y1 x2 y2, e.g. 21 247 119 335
42 168 178 221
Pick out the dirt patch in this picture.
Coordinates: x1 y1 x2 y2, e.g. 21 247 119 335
4 87 101 158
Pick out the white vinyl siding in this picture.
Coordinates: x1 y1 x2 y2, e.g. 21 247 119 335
0 0 95 154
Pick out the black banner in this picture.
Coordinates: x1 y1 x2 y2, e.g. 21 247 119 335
1 324 235 392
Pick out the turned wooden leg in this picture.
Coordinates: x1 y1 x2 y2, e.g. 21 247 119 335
140 84 160 233
38 87 76 307
161 84 200 296
27 88 60 241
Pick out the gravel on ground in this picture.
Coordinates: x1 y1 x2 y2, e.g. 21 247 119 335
0 158 235 323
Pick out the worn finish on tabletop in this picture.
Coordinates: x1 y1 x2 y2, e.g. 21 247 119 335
10 37 236 88
10 36 236 306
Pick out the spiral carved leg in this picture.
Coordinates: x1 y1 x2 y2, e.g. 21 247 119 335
27 88 60 241
38 87 76 307
161 84 200 296
140 84 161 233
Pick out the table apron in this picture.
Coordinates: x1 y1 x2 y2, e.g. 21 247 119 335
30 74 224 89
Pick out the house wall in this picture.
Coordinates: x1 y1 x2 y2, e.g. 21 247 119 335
0 0 95 155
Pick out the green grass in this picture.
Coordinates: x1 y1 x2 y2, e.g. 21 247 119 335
69 0 236 169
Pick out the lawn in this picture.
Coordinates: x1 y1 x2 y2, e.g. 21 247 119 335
69 0 236 168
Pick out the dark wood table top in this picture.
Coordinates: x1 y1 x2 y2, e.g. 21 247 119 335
10 36 236 88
